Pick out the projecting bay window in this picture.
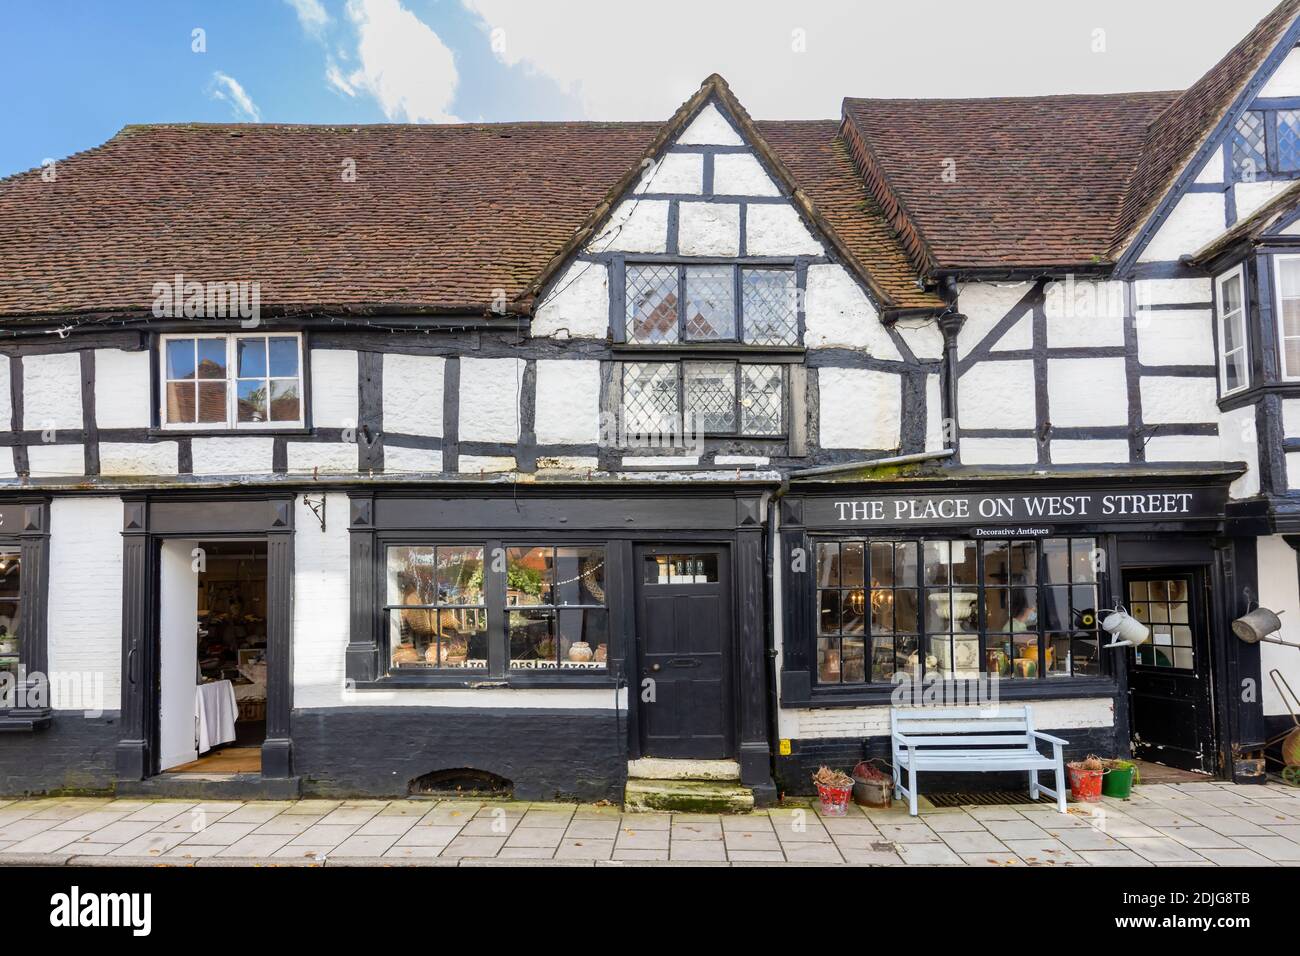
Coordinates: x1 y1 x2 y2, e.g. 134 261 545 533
814 536 1104 686
1273 255 1300 380
159 332 304 429
623 263 800 346
1214 266 1250 396
621 361 786 438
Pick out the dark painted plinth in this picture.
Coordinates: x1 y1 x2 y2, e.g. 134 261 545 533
0 712 121 795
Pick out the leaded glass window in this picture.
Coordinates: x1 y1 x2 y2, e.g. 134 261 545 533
1278 110 1300 172
620 361 786 438
1232 110 1266 182
684 266 736 340
622 263 799 345
684 362 737 432
621 362 680 437
742 269 799 345
626 264 679 344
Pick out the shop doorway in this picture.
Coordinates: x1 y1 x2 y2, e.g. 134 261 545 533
1124 568 1217 774
158 539 268 775
633 546 733 759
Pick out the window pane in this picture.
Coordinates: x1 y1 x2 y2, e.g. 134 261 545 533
1279 257 1300 298
983 540 1009 584
868 542 892 586
390 609 438 668
1279 109 1300 172
237 337 267 378
509 608 554 667
507 547 553 606
739 364 784 435
1043 584 1070 630
742 268 798 345
840 542 865 587
267 336 299 377
1010 541 1037 585
985 588 1011 631
841 637 866 683
684 266 736 340
684 362 737 433
558 608 608 669
819 589 841 635
166 339 196 380
922 541 950 585
818 638 841 683
1220 272 1242 316
0 552 19 688
1071 538 1098 582
165 382 196 424
1232 111 1265 182
436 546 484 604
622 362 679 436
1225 349 1247 393
197 381 227 423
237 380 268 423
950 540 977 585
0 552 19 600
894 588 919 634
269 380 300 422
817 542 839 587
553 547 605 606
951 590 979 633
895 542 918 584
626 264 679 344
924 588 950 632
388 546 436 605
644 553 718 584
1042 538 1070 584
196 339 227 379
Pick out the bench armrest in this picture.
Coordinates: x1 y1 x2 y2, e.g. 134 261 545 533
1032 731 1068 746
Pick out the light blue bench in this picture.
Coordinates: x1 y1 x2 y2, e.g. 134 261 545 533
890 705 1068 816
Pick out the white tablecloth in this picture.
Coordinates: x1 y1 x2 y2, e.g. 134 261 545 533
196 680 238 754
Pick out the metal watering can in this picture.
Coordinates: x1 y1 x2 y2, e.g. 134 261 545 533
1233 607 1294 647
1099 606 1149 648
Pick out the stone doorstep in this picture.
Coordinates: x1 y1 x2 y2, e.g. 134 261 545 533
626 758 742 782
624 779 755 814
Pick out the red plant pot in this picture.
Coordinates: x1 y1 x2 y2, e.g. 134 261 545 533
1067 766 1106 803
815 782 854 816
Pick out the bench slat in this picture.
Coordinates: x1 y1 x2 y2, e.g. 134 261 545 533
895 734 1034 746
891 707 1028 721
894 720 1029 734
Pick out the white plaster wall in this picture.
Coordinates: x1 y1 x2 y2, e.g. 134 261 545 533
191 437 274 475
1282 398 1300 438
100 442 178 476
1256 535 1300 716
590 199 669 253
459 454 517 473
1044 280 1125 348
783 697 1115 740
0 361 9 432
677 103 743 146
22 352 82 432
384 446 443 474
1288 451 1300 490
745 204 823 256
803 264 900 358
1051 440 1130 465
534 360 600 445
1144 434 1223 461
93 349 151 429
287 441 357 473
1139 376 1219 424
310 349 359 430
678 202 740 256
1261 47 1300 97
959 437 1037 465
1193 154 1224 185
958 360 1036 430
1219 404 1261 499
955 282 1031 359
1139 193 1226 263
26 444 84 478
712 152 779 196
532 262 609 339
1134 277 1212 307
817 367 901 450
925 373 945 452
635 152 703 194
1236 180 1296 220
1135 309 1216 366
47 496 122 711
1048 358 1128 426
458 357 523 444
293 494 621 710
1047 311 1124 349
383 353 443 437
894 318 944 360
990 314 1032 352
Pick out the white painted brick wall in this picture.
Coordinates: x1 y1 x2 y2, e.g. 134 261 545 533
818 368 900 450
22 352 82 432
1134 277 1211 306
534 360 600 445
786 698 1115 739
459 454 517 473
458 357 523 443
382 353 444 437
93 349 152 429
310 349 359 430
48 497 122 710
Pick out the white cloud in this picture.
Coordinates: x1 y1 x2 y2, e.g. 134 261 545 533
460 0 1282 120
345 0 459 123
325 59 357 97
208 72 262 122
284 0 330 35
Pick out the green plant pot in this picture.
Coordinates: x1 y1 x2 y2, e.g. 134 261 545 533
1102 765 1134 799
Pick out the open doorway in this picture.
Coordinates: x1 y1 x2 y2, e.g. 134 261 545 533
159 539 268 775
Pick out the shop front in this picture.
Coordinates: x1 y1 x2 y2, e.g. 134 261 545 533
287 483 774 802
773 469 1264 792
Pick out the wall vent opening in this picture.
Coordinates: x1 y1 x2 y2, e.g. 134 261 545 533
408 768 514 798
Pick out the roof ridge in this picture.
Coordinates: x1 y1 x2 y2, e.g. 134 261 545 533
845 90 1182 106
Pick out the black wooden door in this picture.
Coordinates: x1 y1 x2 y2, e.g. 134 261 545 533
1125 569 1216 774
634 547 733 759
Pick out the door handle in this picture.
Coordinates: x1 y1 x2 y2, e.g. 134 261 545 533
651 663 661 672
127 647 137 685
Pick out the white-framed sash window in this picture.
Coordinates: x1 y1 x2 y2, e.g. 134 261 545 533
1274 254 1300 381
1214 265 1250 396
159 332 305 429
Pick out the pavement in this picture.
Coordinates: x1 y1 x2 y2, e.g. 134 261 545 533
1 778 1298 866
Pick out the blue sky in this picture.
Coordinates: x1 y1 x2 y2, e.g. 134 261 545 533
0 0 1284 179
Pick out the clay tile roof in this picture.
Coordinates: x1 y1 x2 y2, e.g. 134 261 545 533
1114 0 1300 259
842 92 1179 273
0 77 938 321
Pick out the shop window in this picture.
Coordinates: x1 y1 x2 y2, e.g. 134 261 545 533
0 550 20 695
621 361 785 438
624 263 799 346
507 546 608 671
385 545 488 670
1214 266 1250 395
160 332 304 429
1274 255 1300 380
814 536 1103 686
1129 579 1195 669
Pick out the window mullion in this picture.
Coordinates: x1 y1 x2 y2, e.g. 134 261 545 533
734 265 744 344
226 335 237 428
487 538 506 677
733 362 742 437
